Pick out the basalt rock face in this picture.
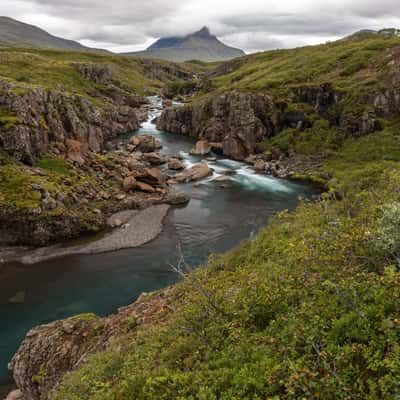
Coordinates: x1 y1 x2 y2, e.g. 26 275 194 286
291 83 339 119
157 91 279 160
0 79 143 164
10 289 175 400
157 81 400 159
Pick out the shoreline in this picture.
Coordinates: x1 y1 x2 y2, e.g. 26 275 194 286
0 204 170 266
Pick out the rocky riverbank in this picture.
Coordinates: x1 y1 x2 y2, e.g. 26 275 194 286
9 286 178 400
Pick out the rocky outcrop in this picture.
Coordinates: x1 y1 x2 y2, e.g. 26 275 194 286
291 83 339 119
157 91 279 160
73 63 114 84
0 134 177 247
10 289 176 400
174 162 213 183
0 79 143 164
157 83 395 160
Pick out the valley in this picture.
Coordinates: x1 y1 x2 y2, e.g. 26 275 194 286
0 19 400 400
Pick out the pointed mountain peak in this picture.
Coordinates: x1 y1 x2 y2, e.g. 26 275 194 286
136 26 244 62
192 26 213 38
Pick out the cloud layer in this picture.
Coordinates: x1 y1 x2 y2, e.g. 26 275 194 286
2 0 400 53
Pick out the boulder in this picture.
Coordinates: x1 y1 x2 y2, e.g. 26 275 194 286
143 152 167 166
190 140 211 155
165 192 191 205
254 160 266 171
168 158 184 170
175 162 213 183
135 135 162 153
123 176 137 192
141 167 165 186
129 136 141 147
136 181 156 193
65 139 85 165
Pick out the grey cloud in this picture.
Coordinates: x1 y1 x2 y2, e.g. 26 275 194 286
1 0 400 52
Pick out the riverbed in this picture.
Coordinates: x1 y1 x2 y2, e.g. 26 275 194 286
0 98 316 388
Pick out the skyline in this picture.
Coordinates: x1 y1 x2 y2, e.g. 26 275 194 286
1 0 400 53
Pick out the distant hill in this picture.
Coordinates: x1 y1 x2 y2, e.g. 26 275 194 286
346 28 400 40
124 27 245 62
0 16 101 52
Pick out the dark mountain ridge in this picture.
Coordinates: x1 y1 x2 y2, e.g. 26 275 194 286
0 16 102 52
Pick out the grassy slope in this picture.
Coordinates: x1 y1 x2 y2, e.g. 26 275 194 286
0 47 203 97
53 36 400 400
208 34 400 94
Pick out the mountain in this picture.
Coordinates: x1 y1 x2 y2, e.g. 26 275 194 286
0 16 99 51
124 26 245 62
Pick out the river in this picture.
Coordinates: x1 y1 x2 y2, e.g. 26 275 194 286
0 98 316 389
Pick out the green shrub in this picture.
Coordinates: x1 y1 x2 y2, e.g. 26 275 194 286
37 156 70 175
370 202 400 266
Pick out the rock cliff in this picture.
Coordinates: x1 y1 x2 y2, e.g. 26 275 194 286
156 82 397 160
0 77 144 164
157 91 280 159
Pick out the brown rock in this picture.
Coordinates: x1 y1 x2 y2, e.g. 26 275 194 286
190 140 211 155
136 135 162 153
168 158 184 170
175 162 213 183
129 136 141 147
123 176 137 192
136 181 156 193
165 192 190 205
254 160 266 171
65 139 85 165
141 167 165 186
143 152 167 166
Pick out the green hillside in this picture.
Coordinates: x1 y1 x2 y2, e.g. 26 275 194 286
0 47 196 96
52 33 400 400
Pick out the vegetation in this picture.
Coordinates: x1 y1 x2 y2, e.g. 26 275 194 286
55 164 400 400
207 34 400 95
0 47 201 97
0 153 111 217
48 32 400 400
0 108 18 129
1 30 400 399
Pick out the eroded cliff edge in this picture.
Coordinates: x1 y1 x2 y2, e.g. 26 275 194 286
0 59 192 247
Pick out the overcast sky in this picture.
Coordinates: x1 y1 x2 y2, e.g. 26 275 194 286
1 0 400 53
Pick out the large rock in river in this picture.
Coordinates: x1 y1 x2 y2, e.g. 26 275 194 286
190 140 211 155
175 162 213 183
